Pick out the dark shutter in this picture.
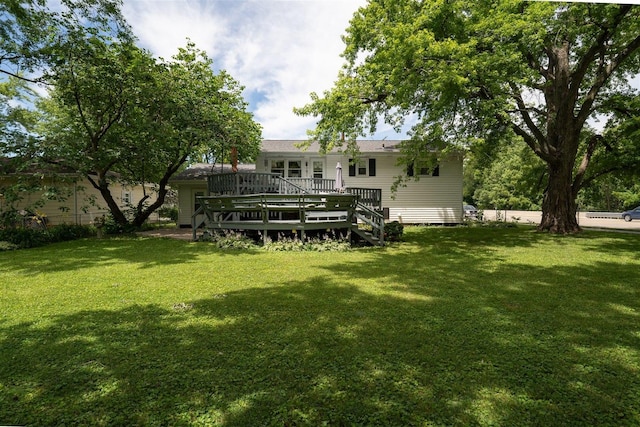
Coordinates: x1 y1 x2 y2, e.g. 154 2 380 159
432 165 440 176
406 163 414 177
348 159 356 177
368 158 376 176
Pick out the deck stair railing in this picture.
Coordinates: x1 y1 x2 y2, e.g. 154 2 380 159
352 202 385 246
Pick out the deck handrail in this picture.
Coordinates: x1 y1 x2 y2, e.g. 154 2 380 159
346 187 382 211
191 204 206 240
354 201 385 245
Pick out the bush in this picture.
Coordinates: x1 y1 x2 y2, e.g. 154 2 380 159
48 224 96 242
0 241 19 251
158 206 179 221
102 214 137 235
199 231 258 250
384 221 404 241
0 224 96 249
0 228 51 249
263 234 351 252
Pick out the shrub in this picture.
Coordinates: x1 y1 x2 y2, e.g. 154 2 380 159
0 241 19 251
263 234 351 252
384 221 404 241
158 206 179 221
48 224 96 242
102 214 137 235
0 224 96 249
0 228 50 249
199 231 258 250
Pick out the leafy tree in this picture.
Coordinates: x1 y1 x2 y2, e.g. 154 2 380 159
0 0 131 83
470 139 545 211
38 41 262 227
296 1 640 233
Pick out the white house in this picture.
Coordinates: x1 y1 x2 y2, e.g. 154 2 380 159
170 140 463 228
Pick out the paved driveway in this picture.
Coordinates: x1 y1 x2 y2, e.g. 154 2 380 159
482 210 640 231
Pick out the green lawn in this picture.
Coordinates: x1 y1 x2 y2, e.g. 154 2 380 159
1 226 639 426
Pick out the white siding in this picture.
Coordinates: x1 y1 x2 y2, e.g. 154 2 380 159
258 152 463 224
174 182 207 227
0 176 154 225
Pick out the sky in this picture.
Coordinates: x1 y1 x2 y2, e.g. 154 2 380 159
121 0 397 141
120 1 640 141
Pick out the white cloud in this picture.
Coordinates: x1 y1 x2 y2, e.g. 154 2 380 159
122 0 373 139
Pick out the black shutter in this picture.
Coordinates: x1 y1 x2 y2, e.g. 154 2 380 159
406 163 414 177
348 159 356 177
432 165 440 176
368 158 376 176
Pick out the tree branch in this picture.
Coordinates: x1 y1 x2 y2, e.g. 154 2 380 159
572 134 600 193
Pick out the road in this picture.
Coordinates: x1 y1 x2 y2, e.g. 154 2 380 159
481 210 640 232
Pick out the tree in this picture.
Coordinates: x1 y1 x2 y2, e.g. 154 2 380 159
296 1 640 234
39 41 262 227
470 140 545 211
0 0 131 84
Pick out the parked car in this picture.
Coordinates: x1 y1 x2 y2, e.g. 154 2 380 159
464 204 478 219
622 206 640 222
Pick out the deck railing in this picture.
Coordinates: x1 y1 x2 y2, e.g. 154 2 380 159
282 178 338 193
203 173 385 245
207 172 282 195
345 187 382 211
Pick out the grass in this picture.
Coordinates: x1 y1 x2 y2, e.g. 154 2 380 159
0 226 639 426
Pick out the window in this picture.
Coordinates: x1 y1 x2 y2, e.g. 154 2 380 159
287 160 302 178
122 191 132 205
312 161 324 179
407 163 439 177
270 160 285 176
348 158 376 177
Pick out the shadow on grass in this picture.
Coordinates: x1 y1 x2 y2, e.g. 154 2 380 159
0 236 258 275
1 227 639 425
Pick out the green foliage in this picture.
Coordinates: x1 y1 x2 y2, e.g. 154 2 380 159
1 227 640 425
157 205 178 222
0 241 19 251
471 139 545 210
383 220 404 241
38 40 262 228
263 234 351 252
198 231 258 250
2 1 261 230
296 1 640 233
47 223 96 242
0 223 96 249
0 227 50 248
102 214 136 235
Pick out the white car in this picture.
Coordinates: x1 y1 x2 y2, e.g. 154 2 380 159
464 204 478 219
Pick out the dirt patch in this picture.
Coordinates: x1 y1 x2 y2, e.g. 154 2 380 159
136 228 194 240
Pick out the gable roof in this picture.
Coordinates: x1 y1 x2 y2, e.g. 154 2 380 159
261 140 403 154
170 163 256 182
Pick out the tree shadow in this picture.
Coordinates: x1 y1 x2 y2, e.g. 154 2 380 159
0 236 259 276
1 227 639 425
2 268 639 425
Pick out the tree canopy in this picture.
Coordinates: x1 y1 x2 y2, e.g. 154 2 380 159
37 41 261 226
1 0 262 227
296 0 640 233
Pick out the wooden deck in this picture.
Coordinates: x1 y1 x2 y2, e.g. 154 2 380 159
194 173 386 245
194 193 357 242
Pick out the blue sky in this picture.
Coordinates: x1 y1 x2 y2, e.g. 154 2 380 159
121 0 407 140
120 0 640 141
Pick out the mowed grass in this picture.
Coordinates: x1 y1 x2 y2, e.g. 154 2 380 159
0 226 639 426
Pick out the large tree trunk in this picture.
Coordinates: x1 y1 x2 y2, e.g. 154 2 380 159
538 159 581 234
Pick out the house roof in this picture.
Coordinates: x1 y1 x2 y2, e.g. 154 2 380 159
260 140 403 154
170 163 256 181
